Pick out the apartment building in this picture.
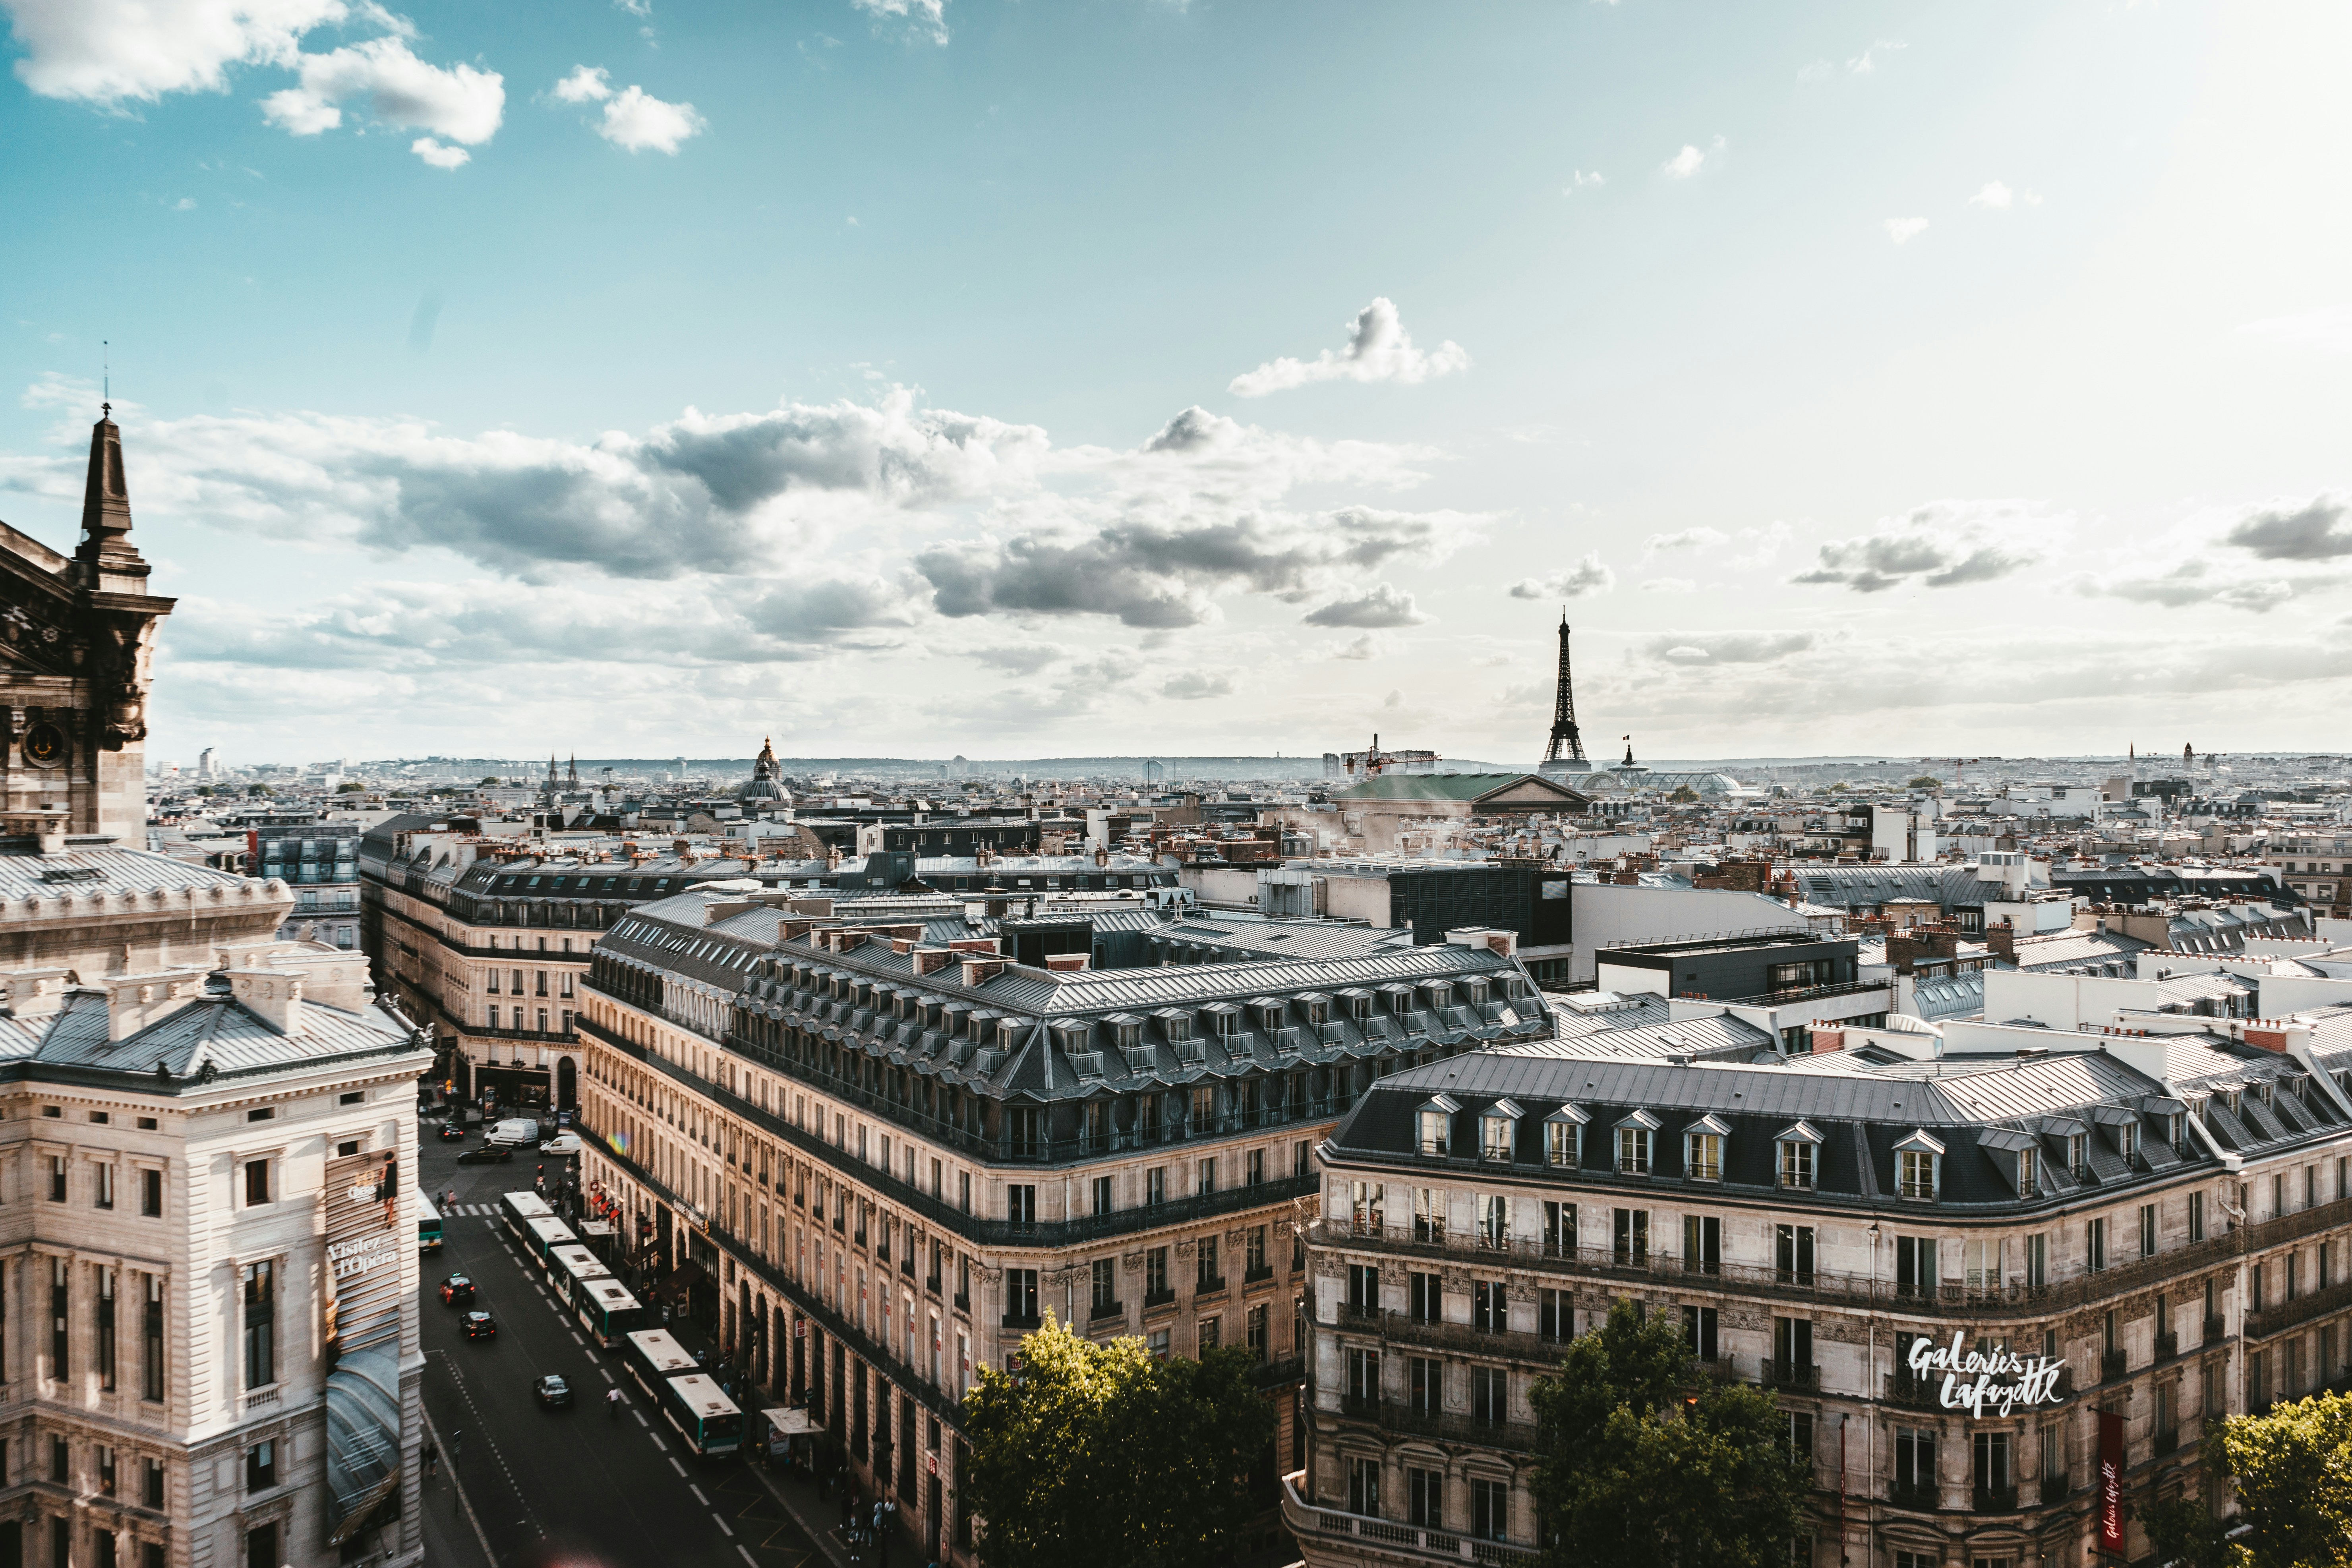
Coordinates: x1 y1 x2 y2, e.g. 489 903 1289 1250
573 886 1557 1565
1292 1005 2352 1568
2266 835 2352 921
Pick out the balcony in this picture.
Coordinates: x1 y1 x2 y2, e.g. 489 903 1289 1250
2205 1313 2227 1344
1972 1485 2019 1514
1002 1313 1042 1333
1143 1289 1177 1314
1280 1471 1536 1568
1090 1299 1124 1324
2155 1426 2180 1456
1884 1373 1941 1410
1760 1359 1820 1393
2102 1349 2129 1383
2155 1329 2178 1362
1338 1394 1542 1454
2246 1276 2352 1340
1357 1309 1573 1370
2039 1473 2070 1503
1886 1481 1939 1512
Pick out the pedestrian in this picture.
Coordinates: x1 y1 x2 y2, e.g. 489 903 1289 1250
425 1443 438 1478
841 1488 858 1532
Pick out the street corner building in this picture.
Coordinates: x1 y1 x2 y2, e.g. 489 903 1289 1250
568 882 1559 1564
0 411 434 1568
1293 994 2352 1568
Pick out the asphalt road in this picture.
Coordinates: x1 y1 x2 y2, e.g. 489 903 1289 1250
419 1129 822 1568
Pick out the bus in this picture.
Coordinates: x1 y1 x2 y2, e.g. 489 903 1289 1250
657 1374 743 1460
416 1188 444 1253
622 1328 700 1401
520 1216 580 1273
549 1243 614 1307
575 1278 650 1349
499 1191 553 1245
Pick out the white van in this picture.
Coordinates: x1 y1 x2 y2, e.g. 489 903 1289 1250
487 1118 543 1147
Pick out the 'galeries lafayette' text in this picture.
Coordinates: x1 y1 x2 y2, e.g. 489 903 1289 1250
1907 1332 2066 1418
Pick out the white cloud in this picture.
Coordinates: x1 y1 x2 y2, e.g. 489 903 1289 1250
410 136 468 168
552 64 610 103
1160 669 1237 700
1846 39 1905 74
2 0 345 103
1642 526 1727 555
1970 181 2014 210
1301 582 1427 628
1641 522 1787 568
1885 217 1929 245
851 0 947 45
592 84 705 153
173 195 198 209
1228 298 1469 398
1793 500 2061 592
2079 560 2307 614
1645 631 1816 664
260 36 504 156
1564 170 1604 195
2237 304 2352 356
1662 137 1725 180
1330 633 1387 661
1640 577 1696 594
1509 552 1613 600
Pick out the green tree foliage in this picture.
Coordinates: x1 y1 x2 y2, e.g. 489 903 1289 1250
1668 785 1700 804
959 1314 1273 1568
2172 1390 2352 1567
1531 1300 1812 1568
478 776 501 787
336 781 366 793
245 783 274 797
1906 775 1942 789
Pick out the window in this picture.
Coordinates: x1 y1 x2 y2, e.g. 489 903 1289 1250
143 1276 164 1402
140 1169 162 1218
2025 1232 2048 1291
246 1107 274 1123
48 1156 65 1203
1006 1185 1035 1226
143 1458 164 1510
243 1261 275 1388
1965 1238 1999 1290
1685 1131 1722 1181
95 1164 114 1211
1785 1409 1815 1466
1196 1157 1217 1197
2087 1217 2108 1273
1090 1259 1115 1314
2016 1145 2038 1199
1778 1138 1816 1191
1246 1148 1264 1185
1406 1466 1442 1528
1774 1315 1813 1374
1247 1303 1268 1361
96 1269 115 1390
1348 1456 1381 1516
1346 1346 1381 1402
1478 1194 1510 1249
1408 1355 1441 1412
1146 1168 1166 1207
1895 1236 1937 1299
1542 1201 1575 1258
1408 1271 1440 1324
1197 1235 1222 1290
1196 1316 1220 1356
1612 1208 1648 1267
246 1523 279 1568
2140 1204 2158 1259
2188 1190 2205 1244
1973 1429 2012 1500
246 1439 277 1491
1776 1224 1816 1286
1683 1304 1719 1361
1895 1427 1936 1499
1470 1476 1509 1541
244 1160 270 1206
50 1258 68 1379
1246 1226 1267 1277
1412 1187 1445 1244
1417 1108 1450 1156
1147 1249 1171 1301
1091 1176 1113 1217
1472 1280 1507 1333
1616 1124 1653 1176
1898 1149 1939 1201
1545 1114 1582 1168
1467 1363 1509 1426
1005 1269 1039 1324
1684 1214 1721 1275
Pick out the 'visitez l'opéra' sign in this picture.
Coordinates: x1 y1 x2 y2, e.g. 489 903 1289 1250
1907 1332 2066 1418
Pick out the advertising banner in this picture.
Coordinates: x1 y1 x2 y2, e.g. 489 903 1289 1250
324 1149 404 1363
2098 1408 2126 1554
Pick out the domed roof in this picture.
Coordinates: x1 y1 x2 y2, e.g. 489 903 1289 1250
738 737 791 804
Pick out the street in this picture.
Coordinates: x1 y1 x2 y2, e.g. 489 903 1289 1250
418 1131 827 1568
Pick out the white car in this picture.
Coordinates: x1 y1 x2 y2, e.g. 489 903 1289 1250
538 1133 583 1156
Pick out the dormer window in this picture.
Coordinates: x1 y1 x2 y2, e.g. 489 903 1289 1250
1683 1115 1730 1183
1480 1100 1522 1164
1776 1121 1822 1191
1895 1129 1945 1202
1417 1095 1458 1157
2067 1133 2088 1175
2118 1121 2141 1160
1545 1106 1587 1169
1615 1111 1658 1176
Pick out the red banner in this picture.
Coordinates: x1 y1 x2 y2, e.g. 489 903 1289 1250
2098 1408 2126 1553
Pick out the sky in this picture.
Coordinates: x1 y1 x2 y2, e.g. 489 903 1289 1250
2 0 2350 769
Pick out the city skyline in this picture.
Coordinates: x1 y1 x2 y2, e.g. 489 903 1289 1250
4 0 2349 766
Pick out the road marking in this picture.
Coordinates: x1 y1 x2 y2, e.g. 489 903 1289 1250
569 1330 586 1345
738 1548 758 1568
634 1410 651 1427
649 1431 666 1451
600 1367 616 1384
691 1485 710 1505
712 1514 733 1537
669 1457 687 1477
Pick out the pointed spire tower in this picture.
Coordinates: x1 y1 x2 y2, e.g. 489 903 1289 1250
77 403 152 594
1539 611 1592 774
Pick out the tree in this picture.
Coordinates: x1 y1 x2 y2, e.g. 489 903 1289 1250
1531 1300 1812 1568
1669 785 1700 804
959 1314 1273 1568
1906 775 1942 789
2135 1491 2232 1568
478 776 501 787
245 783 274 797
336 781 366 794
2182 1390 2352 1568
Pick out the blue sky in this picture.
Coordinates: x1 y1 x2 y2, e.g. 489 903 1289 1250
3 0 2348 767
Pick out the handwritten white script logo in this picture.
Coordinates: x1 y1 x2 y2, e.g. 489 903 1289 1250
1906 1332 2066 1418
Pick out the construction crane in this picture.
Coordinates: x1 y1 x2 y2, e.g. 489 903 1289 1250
1923 758 1983 785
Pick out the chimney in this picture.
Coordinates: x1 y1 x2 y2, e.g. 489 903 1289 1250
1986 920 2017 963
913 949 954 976
104 969 210 1042
1044 953 1089 972
2 966 73 1022
961 957 1007 986
228 967 306 1036
1809 1025 1846 1054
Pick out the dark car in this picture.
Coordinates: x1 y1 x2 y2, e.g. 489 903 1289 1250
462 1310 497 1341
533 1374 572 1408
455 1146 513 1165
439 1273 475 1306
437 1122 468 1142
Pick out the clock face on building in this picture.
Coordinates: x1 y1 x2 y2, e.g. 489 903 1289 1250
22 722 66 767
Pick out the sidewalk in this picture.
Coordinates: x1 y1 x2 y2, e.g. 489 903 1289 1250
656 1305 930 1568
417 1405 495 1568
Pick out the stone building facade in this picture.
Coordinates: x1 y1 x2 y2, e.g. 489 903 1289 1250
573 889 1557 1564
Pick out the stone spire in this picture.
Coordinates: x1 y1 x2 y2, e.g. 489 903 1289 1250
77 406 150 591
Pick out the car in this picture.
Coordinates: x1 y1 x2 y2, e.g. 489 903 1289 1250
462 1310 497 1341
439 1273 475 1306
533 1374 572 1408
538 1133 583 1156
437 1122 468 1142
455 1146 513 1165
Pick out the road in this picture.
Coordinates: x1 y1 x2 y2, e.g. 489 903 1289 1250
418 1129 824 1568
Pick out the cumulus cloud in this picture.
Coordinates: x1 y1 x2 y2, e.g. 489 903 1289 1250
1509 552 1613 600
552 64 609 102
968 643 1066 676
1228 298 1469 398
1645 631 1816 664
1302 582 1427 628
1127 405 1435 493
2081 560 2302 614
600 84 704 152
260 36 505 161
1160 669 1236 700
1846 39 1904 73
1564 170 1604 195
1885 217 1929 245
1642 526 1726 555
1661 136 1725 179
851 0 947 45
2224 495 2352 560
920 507 1474 630
1329 633 1387 661
2 0 344 103
1970 181 2013 209
410 136 468 168
1793 501 2054 592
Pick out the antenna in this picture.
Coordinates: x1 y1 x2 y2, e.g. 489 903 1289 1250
102 340 110 417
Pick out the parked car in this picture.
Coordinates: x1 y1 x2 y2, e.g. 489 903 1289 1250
455 1146 513 1165
439 1273 475 1307
462 1310 498 1341
437 1122 468 1142
533 1374 572 1409
538 1133 583 1156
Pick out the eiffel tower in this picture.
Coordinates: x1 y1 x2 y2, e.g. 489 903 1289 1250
1540 611 1592 773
